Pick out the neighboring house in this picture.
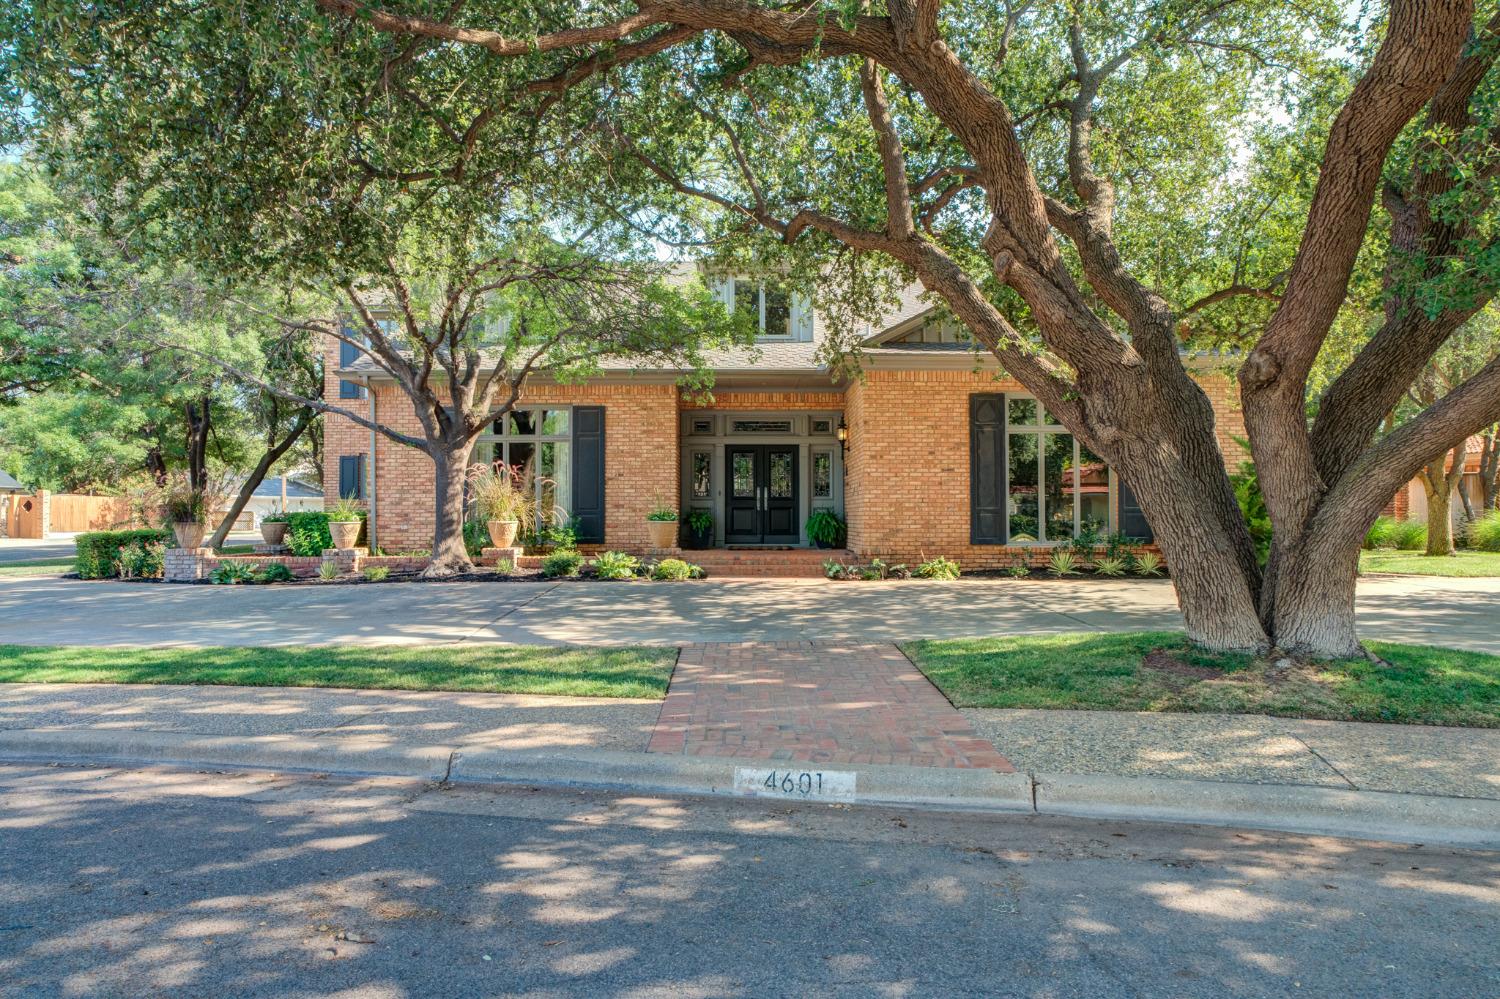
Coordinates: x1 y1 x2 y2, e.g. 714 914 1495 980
223 476 324 531
1386 435 1494 527
0 470 24 494
323 276 1247 563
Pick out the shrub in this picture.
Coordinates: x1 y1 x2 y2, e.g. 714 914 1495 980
363 566 390 582
823 559 850 580
1468 509 1500 552
805 510 847 547
686 509 713 534
1093 556 1128 577
1392 519 1427 551
1229 451 1272 566
541 549 584 578
493 558 515 574
1134 551 1165 577
914 556 961 580
210 561 257 585
257 563 295 583
286 512 334 556
75 529 173 579
591 550 640 580
652 558 695 581
318 560 341 581
115 540 166 580
463 520 489 558
1047 550 1081 576
1364 516 1398 550
1006 563 1030 578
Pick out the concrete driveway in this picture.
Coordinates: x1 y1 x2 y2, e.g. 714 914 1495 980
2 573 1497 652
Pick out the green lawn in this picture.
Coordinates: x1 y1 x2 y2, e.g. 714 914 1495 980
0 558 75 577
902 631 1500 728
0 643 677 699
1359 549 1500 577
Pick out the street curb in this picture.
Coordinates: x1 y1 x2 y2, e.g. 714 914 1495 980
1 729 1496 849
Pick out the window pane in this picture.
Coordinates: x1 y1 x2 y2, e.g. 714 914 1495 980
763 283 791 336
540 442 569 524
734 280 759 327
540 409 569 435
1044 433 1076 540
691 451 712 499
1007 433 1039 541
510 441 536 486
1008 398 1037 426
474 441 496 468
509 410 539 436
812 452 832 499
732 452 755 497
1078 442 1110 535
769 451 793 499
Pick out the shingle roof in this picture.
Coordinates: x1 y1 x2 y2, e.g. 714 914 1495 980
248 477 322 499
0 470 24 491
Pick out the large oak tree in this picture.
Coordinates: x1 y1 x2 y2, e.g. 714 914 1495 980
7 1 1500 653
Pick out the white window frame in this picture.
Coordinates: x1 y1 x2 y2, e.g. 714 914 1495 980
1005 397 1114 545
732 278 796 340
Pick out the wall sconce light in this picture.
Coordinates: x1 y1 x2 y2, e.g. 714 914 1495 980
836 419 849 453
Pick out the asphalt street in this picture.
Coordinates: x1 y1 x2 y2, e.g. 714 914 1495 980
0 762 1494 998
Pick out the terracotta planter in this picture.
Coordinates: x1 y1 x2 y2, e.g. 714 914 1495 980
328 519 361 550
260 520 288 546
646 519 678 549
172 521 206 550
487 519 519 548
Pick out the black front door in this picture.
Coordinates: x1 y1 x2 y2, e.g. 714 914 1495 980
725 445 799 544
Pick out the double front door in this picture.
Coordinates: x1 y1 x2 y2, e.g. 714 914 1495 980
725 445 799 544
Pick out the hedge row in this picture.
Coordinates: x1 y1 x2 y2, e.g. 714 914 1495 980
284 511 366 556
75 529 173 580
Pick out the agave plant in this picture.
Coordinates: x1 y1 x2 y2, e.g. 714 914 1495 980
1133 551 1165 577
1047 550 1081 576
1093 556 1128 577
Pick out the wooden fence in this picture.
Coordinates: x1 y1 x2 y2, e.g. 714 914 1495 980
1 491 142 538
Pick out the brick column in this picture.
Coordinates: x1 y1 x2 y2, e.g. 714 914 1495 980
324 547 366 575
163 548 215 582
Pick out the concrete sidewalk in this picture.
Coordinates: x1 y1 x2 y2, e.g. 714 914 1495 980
5 572 1500 652
3 681 1496 848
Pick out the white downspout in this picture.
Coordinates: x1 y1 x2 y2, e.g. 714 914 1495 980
366 377 378 553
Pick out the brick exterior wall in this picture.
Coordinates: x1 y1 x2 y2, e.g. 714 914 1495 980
322 333 678 552
321 331 1250 565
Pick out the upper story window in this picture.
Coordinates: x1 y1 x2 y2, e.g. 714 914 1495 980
732 279 793 339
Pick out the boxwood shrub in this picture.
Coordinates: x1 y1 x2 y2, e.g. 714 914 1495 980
75 529 173 580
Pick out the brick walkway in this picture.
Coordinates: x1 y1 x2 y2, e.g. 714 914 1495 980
647 642 1014 771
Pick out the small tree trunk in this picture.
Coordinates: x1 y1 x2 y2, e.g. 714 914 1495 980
206 409 314 550
1419 448 1461 556
423 443 476 577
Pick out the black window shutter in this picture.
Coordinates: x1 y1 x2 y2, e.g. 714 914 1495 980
970 394 1007 544
571 406 605 543
338 455 365 500
338 336 364 399
1116 477 1154 542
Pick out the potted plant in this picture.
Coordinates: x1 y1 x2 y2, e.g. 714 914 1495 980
646 498 678 549
260 507 289 546
163 481 207 550
684 509 714 549
805 509 846 549
326 497 364 550
469 463 536 548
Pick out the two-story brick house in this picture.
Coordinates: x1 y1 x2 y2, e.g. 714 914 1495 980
323 276 1248 567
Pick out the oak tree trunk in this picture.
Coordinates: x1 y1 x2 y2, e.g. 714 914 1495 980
424 443 476 577
206 409 315 550
1419 448 1462 556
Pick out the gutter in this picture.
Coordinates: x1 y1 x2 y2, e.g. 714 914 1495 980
366 376 377 553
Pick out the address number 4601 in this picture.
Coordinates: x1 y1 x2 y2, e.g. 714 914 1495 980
733 767 856 801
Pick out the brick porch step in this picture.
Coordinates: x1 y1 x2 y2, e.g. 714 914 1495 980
679 548 848 578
